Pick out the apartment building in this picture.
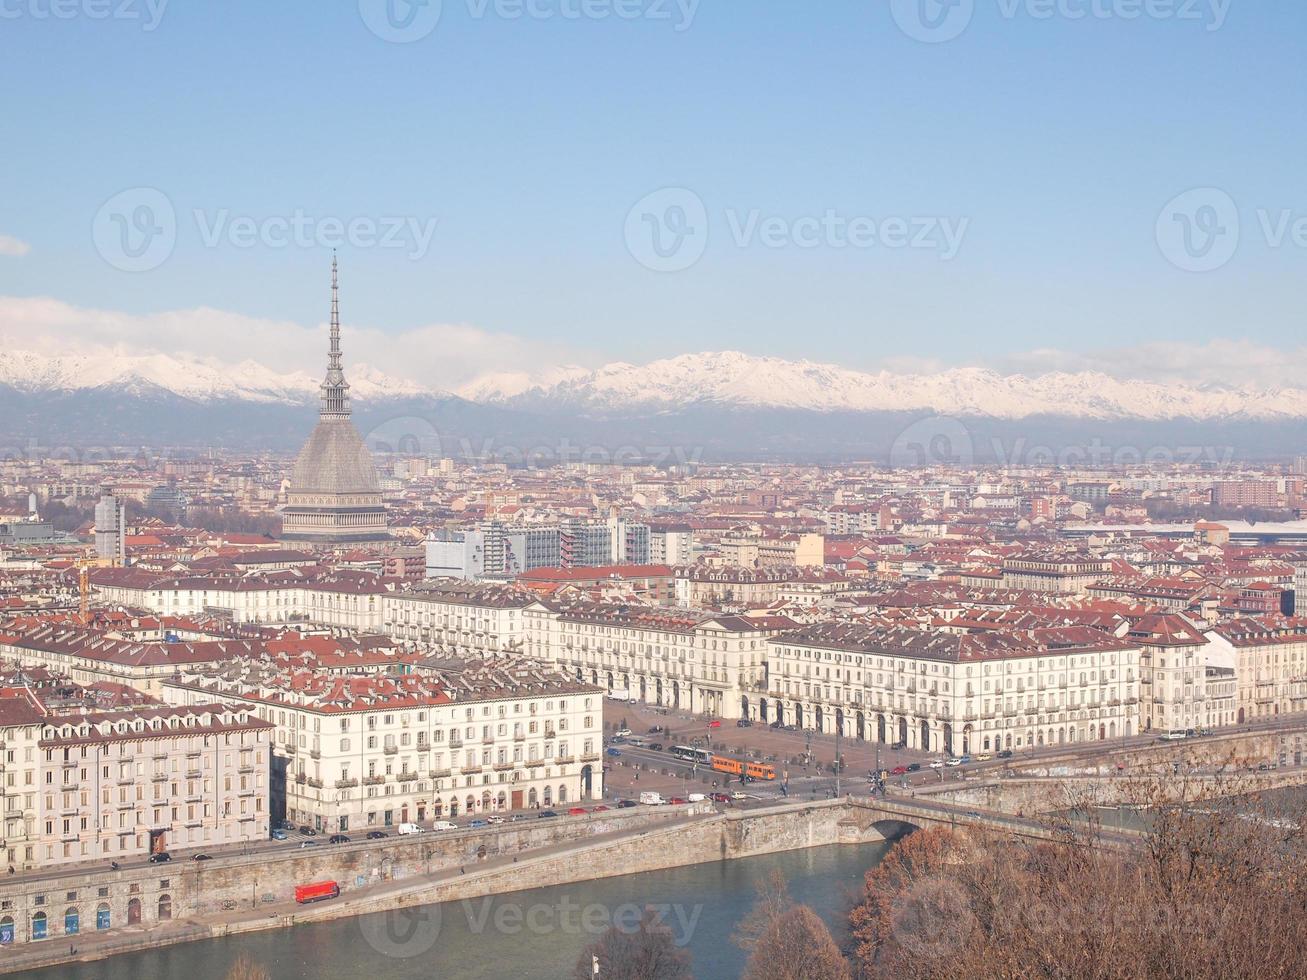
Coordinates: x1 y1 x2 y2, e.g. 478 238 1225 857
382 581 534 657
763 624 1141 756
523 600 797 719
1001 552 1112 594
163 660 604 832
1206 619 1307 722
0 691 271 872
1127 613 1211 733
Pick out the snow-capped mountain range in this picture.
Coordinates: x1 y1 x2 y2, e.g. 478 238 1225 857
4 347 1307 422
457 351 1307 421
0 349 429 404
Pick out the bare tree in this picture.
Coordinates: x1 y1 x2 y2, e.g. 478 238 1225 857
744 905 851 980
224 955 271 980
574 908 694 980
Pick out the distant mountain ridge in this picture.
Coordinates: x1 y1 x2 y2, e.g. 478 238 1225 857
458 350 1307 422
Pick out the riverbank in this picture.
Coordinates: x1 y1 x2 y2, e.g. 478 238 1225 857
0 799 863 975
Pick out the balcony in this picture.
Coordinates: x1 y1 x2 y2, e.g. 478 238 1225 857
362 775 385 786
151 773 168 782
429 769 452 779
512 733 526 741
383 745 398 756
307 777 324 789
556 755 576 765
493 762 514 772
335 778 358 789
396 772 418 783
309 750 321 760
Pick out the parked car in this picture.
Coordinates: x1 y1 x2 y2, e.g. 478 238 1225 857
328 834 351 844
192 853 212 861
710 792 731 803
568 806 588 816
973 753 992 762
606 747 622 757
300 841 318 849
648 742 664 752
730 790 747 800
591 805 611 812
485 815 505 824
468 819 488 829
906 763 922 772
298 825 317 836
647 726 663 734
707 720 722 729
668 797 688 805
537 810 559 819
614 728 632 737
890 765 909 775
617 799 637 808
430 821 457 832
958 754 972 764
271 828 289 840
148 852 171 863
891 740 907 750
928 760 945 770
997 749 1014 759
278 818 296 831
399 823 425 835
366 830 388 840
946 757 963 767
736 719 753 727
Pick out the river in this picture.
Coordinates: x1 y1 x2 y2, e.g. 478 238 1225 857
12 842 891 980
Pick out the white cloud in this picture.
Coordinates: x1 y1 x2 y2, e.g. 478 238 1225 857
998 339 1307 389
0 235 31 258
0 295 593 393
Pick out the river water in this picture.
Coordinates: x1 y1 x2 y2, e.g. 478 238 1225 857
14 842 891 980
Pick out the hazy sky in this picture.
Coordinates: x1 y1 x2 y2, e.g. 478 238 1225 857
1 0 1303 390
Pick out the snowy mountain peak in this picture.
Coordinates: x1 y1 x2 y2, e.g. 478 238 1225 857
458 350 1307 421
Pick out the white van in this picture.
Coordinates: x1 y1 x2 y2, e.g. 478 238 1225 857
686 793 706 803
1160 730 1189 741
639 792 665 806
398 823 425 835
430 821 457 831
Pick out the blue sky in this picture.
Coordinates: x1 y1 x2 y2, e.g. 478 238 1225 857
1 0 1303 390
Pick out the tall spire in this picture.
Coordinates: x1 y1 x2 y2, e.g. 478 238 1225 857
320 250 351 419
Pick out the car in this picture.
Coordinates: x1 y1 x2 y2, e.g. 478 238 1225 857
928 759 945 770
648 742 664 751
647 726 663 734
606 747 622 757
890 765 909 775
974 753 992 762
707 720 722 729
945 757 963 767
736 719 753 727
568 806 588 816
997 749 1014 759
366 830 388 840
300 841 318 849
958 754 972 764
148 852 171 863
298 825 317 836
609 736 627 745
430 821 457 832
192 853 212 861
271 828 289 840
468 819 488 829
486 815 505 824
668 797 688 805
278 818 296 831
907 762 922 772
730 790 747 800
328 834 351 844
537 810 559 819
710 792 731 803
614 728 632 737
591 805 611 812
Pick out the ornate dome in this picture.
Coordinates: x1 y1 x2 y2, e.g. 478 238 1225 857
289 417 380 495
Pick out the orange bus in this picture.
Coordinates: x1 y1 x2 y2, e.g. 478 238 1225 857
710 756 777 781
294 881 340 904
